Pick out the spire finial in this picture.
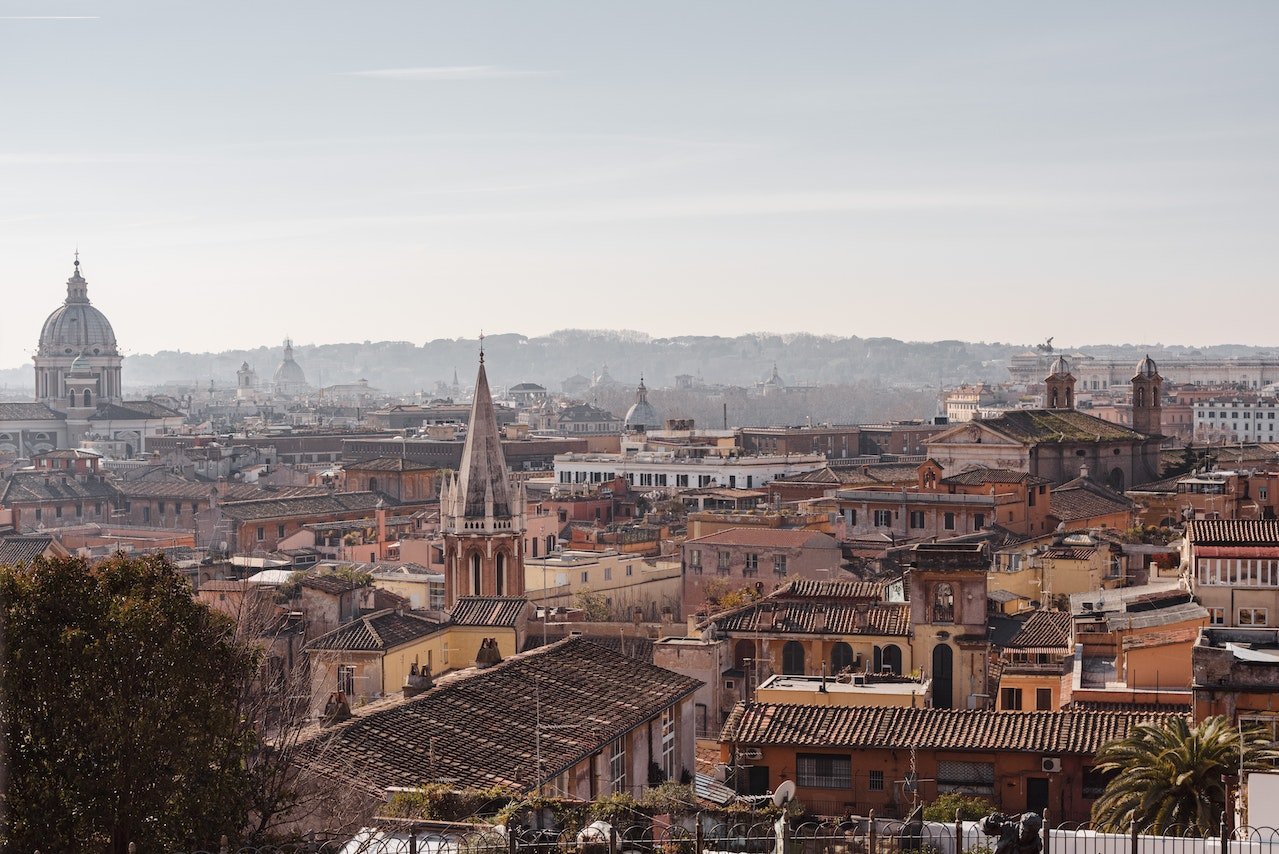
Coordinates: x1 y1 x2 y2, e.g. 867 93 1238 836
479 330 485 364
74 247 80 271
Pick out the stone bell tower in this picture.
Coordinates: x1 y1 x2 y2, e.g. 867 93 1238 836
441 350 526 606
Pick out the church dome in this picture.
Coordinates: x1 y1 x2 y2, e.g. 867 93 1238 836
1048 354 1072 377
272 339 309 391
1135 354 1159 378
624 377 661 430
37 258 118 357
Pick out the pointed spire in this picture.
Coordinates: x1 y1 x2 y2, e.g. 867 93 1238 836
455 355 513 520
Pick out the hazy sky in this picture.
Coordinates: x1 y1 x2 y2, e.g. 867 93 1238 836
2 1 1277 369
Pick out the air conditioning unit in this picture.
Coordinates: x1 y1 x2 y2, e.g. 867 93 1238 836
741 748 763 761
1042 757 1062 773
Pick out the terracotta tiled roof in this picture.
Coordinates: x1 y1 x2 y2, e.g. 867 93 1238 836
293 638 702 793
777 579 884 602
821 463 922 485
218 491 388 522
946 410 1146 445
0 535 54 565
90 400 183 420
0 472 119 503
523 632 655 662
1067 701 1192 714
306 609 444 652
685 528 838 549
709 600 909 637
1186 519 1279 547
1048 478 1136 522
0 402 64 421
449 596 530 627
301 573 364 595
344 457 437 472
721 702 1184 754
941 468 1049 486
1005 610 1072 651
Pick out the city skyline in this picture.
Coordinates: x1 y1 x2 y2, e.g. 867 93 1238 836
2 1 1278 369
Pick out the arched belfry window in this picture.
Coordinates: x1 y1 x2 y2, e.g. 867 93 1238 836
496 552 506 596
933 582 955 623
470 553 482 595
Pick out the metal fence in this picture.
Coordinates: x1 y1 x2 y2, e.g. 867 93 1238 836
46 817 1279 854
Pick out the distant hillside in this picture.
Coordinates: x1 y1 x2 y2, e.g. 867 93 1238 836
0 331 1273 397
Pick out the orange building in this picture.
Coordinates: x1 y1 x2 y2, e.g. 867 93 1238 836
719 702 1182 822
835 461 1053 553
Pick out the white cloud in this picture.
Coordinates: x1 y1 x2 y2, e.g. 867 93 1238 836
342 65 554 81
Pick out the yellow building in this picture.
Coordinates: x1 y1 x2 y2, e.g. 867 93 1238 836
523 549 682 620
305 596 533 715
995 610 1073 711
992 532 1126 612
754 672 930 708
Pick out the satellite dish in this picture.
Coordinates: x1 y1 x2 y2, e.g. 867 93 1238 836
772 780 797 807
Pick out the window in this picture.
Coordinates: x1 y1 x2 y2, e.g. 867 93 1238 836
609 736 627 794
688 550 702 573
338 665 356 696
909 510 925 529
717 551 731 574
1001 687 1023 710
973 513 985 530
660 707 677 781
581 571 589 584
868 769 885 791
743 553 758 576
782 640 805 675
1036 687 1053 711
943 512 956 531
604 566 612 581
626 565 633 577
256 526 265 541
797 753 851 789
936 760 994 794
933 583 955 623
1209 608 1225 625
774 555 788 576
277 524 285 539
845 508 857 526
1239 607 1268 626
873 509 892 527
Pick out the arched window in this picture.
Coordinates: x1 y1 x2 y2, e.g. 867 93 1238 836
496 553 506 596
68 390 77 408
782 641 805 675
734 639 756 670
933 583 955 623
830 642 854 673
1136 387 1146 407
470 553 482 595
881 644 902 675
1109 467 1125 492
83 389 92 407
367 476 379 493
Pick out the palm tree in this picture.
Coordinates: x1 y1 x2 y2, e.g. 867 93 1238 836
1090 715 1279 834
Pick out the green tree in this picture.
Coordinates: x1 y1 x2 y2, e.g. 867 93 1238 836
574 585 611 621
1090 715 1279 834
923 792 997 821
1 554 258 852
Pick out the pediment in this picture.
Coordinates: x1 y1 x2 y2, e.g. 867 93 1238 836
927 421 1022 447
